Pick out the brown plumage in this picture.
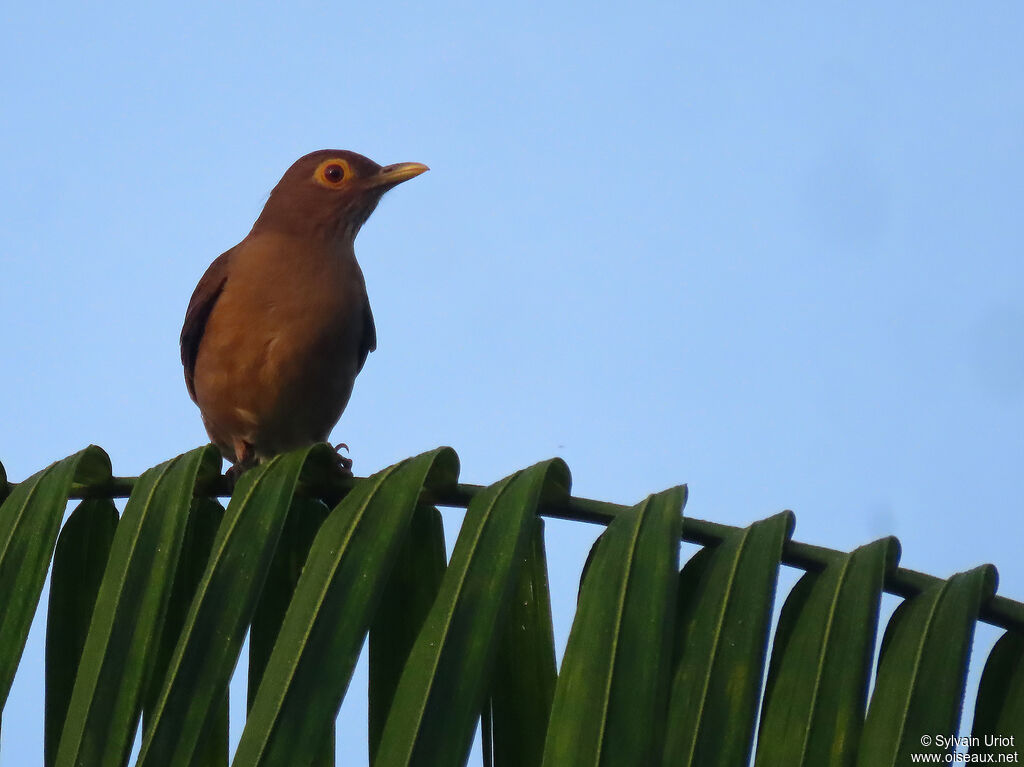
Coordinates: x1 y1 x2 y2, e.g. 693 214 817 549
180 149 428 470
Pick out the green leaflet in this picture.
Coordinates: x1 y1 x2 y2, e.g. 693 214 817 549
369 504 448 763
971 631 1024 758
55 445 220 767
145 497 228 767
137 444 337 767
755 537 898 767
542 486 686 767
45 499 119 767
247 497 331 710
484 515 557 767
233 447 460 767
376 458 570 767
0 445 111 710
661 511 792 767
856 565 997 766
246 497 333 765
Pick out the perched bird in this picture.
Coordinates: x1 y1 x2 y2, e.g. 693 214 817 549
180 149 428 473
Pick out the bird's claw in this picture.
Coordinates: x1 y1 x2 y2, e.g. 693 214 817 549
333 442 353 475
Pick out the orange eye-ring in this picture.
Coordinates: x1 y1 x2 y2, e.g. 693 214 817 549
314 159 351 187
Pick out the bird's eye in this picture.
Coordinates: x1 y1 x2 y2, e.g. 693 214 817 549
323 164 345 183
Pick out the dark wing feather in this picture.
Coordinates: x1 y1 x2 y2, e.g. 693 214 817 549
180 248 233 401
357 297 377 373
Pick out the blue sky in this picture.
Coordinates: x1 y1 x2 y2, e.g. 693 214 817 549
2 1 1023 763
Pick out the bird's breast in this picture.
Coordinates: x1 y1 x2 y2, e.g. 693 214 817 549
193 233 367 450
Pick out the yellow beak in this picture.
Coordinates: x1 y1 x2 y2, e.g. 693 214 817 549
370 162 430 188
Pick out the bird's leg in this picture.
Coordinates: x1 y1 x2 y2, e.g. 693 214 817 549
225 439 257 486
333 442 353 475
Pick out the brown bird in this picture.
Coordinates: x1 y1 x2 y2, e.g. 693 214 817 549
180 149 428 473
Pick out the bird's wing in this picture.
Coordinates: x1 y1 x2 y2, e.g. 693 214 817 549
180 248 233 401
357 297 377 373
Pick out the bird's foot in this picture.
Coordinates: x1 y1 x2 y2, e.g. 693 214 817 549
224 463 247 490
333 442 353 476
224 440 257 489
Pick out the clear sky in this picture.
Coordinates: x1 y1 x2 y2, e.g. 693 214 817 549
2 1 1023 763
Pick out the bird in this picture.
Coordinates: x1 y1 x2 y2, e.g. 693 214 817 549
180 149 428 475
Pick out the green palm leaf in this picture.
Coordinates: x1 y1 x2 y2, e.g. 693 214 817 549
1 447 1022 767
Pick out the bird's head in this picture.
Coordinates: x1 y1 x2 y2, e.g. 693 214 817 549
253 149 428 241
